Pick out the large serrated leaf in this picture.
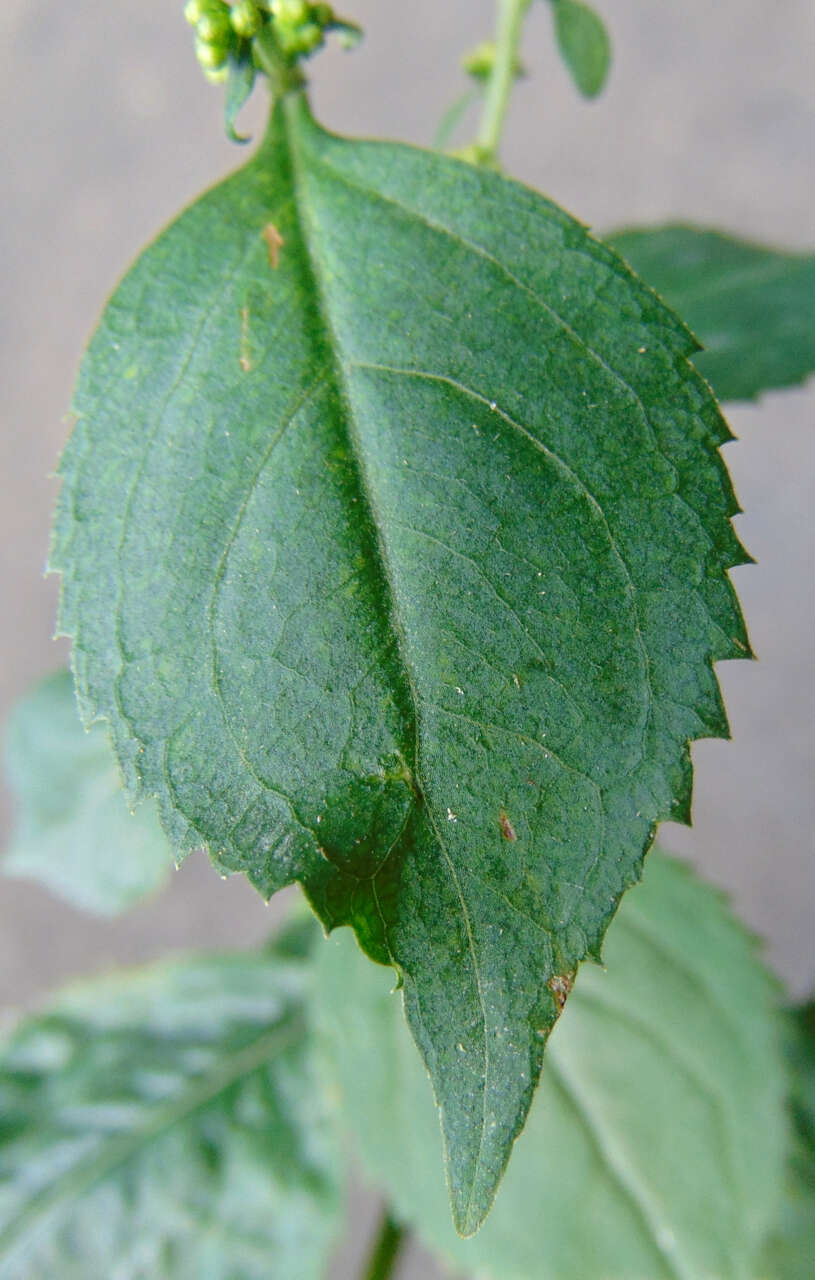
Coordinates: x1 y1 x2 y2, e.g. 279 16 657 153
0 933 342 1278
51 92 748 1232
609 226 815 403
3 669 173 915
315 854 787 1279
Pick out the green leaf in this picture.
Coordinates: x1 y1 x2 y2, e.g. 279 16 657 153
315 853 787 1279
608 225 815 403
760 1006 815 1279
225 51 256 144
434 87 479 152
0 933 342 1278
51 93 748 1232
787 1006 815 1156
3 669 173 914
552 0 611 98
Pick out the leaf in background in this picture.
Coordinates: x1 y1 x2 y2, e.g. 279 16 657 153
552 0 611 98
51 93 749 1232
0 934 342 1279
315 854 787 1279
609 226 815 403
760 1005 815 1279
3 670 173 914
433 87 479 153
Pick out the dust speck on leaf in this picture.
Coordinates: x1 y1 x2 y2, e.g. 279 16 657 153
499 811 517 841
263 222 285 269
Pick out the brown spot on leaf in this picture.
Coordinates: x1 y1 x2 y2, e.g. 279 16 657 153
263 222 285 269
239 305 251 372
547 971 575 1015
499 810 517 841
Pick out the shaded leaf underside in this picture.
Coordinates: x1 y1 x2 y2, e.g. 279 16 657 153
0 940 341 1278
52 93 748 1231
3 669 173 915
316 853 787 1280
609 225 815 403
761 1005 815 1279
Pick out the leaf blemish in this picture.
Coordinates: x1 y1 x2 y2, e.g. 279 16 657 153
263 222 285 269
547 972 575 1014
499 810 517 841
239 306 251 372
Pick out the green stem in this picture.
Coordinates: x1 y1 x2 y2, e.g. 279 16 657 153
253 25 304 99
476 0 531 164
361 1207 407 1280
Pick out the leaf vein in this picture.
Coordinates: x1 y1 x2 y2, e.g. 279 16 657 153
286 114 496 1224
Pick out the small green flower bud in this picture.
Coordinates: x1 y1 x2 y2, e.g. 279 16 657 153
275 23 301 54
230 0 263 38
297 21 324 52
184 0 205 26
197 9 232 44
462 41 497 82
195 35 229 68
462 39 524 84
203 64 229 83
271 0 309 27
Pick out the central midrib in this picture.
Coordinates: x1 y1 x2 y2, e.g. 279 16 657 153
281 94 495 1222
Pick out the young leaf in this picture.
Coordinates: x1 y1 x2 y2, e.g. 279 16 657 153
552 0 611 98
761 1005 815 1279
225 51 256 144
315 854 787 1279
51 93 748 1232
0 935 342 1278
3 669 173 914
609 225 815 403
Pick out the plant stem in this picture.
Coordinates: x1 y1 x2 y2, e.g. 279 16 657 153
253 26 304 99
476 0 532 164
361 1207 407 1280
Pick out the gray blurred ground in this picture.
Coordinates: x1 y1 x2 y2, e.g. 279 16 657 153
0 2 813 1275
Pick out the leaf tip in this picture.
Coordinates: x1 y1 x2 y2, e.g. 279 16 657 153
451 1189 490 1239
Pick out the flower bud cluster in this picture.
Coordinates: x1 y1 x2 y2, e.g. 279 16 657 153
184 0 344 78
270 1 337 57
184 1 250 78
